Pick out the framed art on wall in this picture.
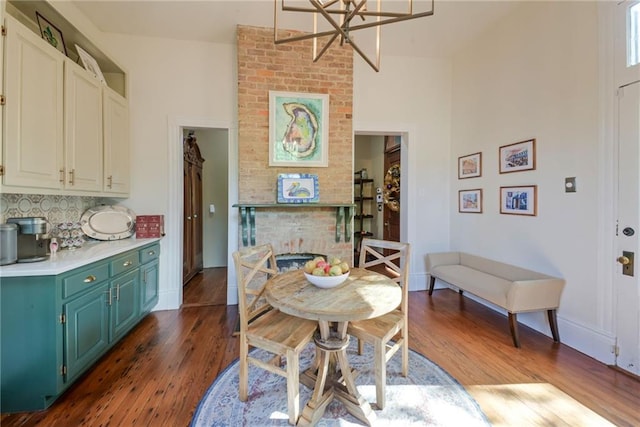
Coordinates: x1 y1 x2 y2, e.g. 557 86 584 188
459 189 483 213
75 44 107 85
458 152 482 179
277 173 319 203
269 91 329 167
36 12 67 56
500 185 537 216
499 139 536 173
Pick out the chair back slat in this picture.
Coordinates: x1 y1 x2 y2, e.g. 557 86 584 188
233 244 279 333
359 238 411 312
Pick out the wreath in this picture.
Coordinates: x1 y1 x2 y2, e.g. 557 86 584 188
384 164 400 212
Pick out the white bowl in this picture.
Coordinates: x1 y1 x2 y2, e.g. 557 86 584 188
304 271 350 289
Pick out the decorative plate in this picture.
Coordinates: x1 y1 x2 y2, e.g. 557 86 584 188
80 205 136 240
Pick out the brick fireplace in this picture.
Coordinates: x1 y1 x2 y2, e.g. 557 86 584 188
236 26 354 262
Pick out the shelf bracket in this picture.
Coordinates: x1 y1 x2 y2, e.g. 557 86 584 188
345 206 353 242
240 207 249 247
335 207 344 242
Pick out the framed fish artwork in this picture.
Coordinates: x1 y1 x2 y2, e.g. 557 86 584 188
269 91 329 167
277 174 319 203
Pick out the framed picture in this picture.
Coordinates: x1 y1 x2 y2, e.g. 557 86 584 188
499 139 536 173
458 152 482 179
277 173 319 203
75 44 107 85
269 91 329 167
500 185 537 216
458 189 483 213
36 12 67 56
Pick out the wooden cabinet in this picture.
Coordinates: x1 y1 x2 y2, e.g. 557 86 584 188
183 134 204 285
3 15 64 190
103 88 130 195
1 14 129 197
0 242 160 413
64 59 104 192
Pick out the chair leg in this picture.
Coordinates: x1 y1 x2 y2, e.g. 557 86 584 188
508 312 521 348
357 338 364 355
401 334 409 378
374 340 387 410
239 339 249 401
547 309 560 342
286 350 300 425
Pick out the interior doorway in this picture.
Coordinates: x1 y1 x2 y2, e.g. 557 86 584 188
354 132 403 257
182 127 229 306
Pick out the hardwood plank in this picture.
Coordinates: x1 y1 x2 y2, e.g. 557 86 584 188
1 290 638 426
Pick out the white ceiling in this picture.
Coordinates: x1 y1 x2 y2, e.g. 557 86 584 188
71 0 521 58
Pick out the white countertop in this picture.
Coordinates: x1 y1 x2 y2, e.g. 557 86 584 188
0 238 161 278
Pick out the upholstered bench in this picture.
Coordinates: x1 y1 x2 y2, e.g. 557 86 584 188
426 252 565 347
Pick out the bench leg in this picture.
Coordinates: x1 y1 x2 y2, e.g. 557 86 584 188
508 312 521 348
428 276 436 295
547 309 560 342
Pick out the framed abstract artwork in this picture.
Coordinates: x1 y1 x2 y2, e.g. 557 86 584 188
499 139 536 173
458 152 482 179
277 173 319 203
500 185 537 216
458 189 482 213
269 91 329 167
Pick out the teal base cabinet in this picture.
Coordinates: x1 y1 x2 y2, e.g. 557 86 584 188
0 242 160 413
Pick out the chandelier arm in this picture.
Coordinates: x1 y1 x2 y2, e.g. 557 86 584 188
308 0 354 43
313 32 340 62
347 37 380 72
282 0 427 19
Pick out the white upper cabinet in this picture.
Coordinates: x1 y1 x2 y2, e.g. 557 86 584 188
3 15 64 190
64 58 104 192
103 87 130 195
2 5 129 197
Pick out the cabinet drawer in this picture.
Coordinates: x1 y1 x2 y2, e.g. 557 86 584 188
139 244 160 264
110 251 140 276
62 263 110 299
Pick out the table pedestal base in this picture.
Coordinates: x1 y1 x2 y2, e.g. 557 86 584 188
297 321 376 426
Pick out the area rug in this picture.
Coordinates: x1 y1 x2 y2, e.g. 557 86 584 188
191 340 489 426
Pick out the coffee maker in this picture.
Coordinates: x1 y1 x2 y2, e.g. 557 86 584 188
6 217 50 263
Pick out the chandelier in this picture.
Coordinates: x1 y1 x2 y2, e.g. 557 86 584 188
273 0 435 72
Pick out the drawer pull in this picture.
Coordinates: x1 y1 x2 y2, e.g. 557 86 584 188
148 250 155 256
123 260 133 267
84 275 97 283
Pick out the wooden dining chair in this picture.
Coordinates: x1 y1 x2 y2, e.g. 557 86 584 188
233 244 318 425
347 238 411 410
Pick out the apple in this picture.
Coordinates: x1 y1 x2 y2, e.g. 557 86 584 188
312 267 325 276
329 257 342 266
339 262 350 274
303 260 316 274
329 265 343 276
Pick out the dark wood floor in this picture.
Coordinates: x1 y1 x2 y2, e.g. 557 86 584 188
2 279 639 426
182 267 227 306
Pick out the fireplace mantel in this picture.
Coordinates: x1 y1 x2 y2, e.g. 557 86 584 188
233 203 355 247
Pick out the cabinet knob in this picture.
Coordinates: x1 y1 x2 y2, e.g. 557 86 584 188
148 250 155 256
84 275 96 283
123 260 133 267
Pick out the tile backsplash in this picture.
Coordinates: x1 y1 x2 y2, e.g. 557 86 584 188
0 194 104 225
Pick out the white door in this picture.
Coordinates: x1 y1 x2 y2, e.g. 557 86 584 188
616 81 640 376
614 0 640 378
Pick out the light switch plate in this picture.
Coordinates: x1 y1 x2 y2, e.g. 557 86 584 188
565 177 576 193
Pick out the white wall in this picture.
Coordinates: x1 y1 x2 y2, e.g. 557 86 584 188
98 33 237 309
450 2 613 361
353 55 453 291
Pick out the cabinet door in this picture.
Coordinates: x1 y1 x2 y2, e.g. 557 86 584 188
64 60 103 192
140 259 159 313
64 282 110 383
110 270 139 341
3 16 64 189
103 87 130 195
